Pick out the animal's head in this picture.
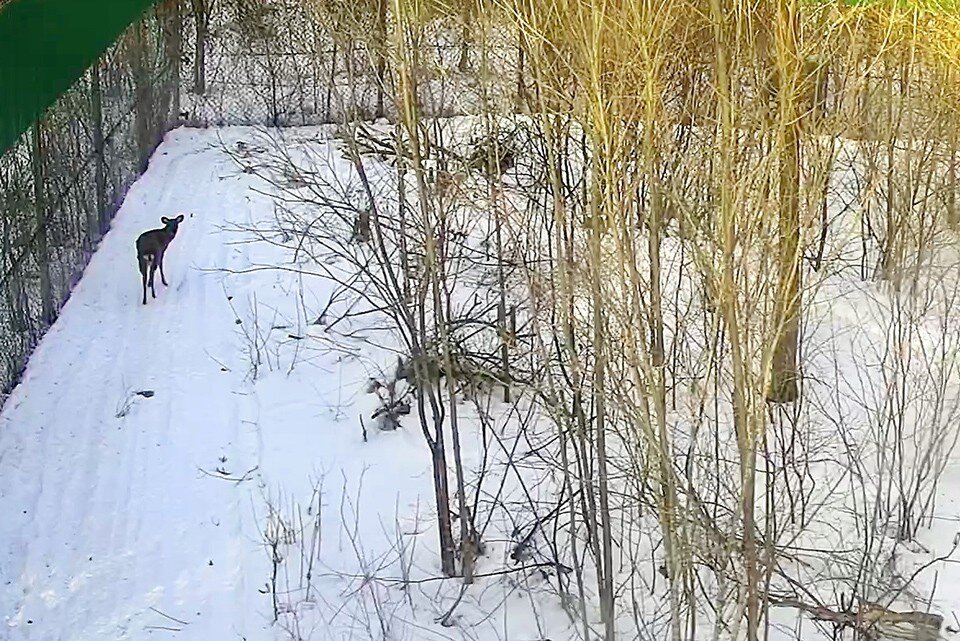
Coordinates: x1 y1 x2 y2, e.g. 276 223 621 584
160 214 185 237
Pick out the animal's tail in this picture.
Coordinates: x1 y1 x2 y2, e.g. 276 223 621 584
139 251 156 272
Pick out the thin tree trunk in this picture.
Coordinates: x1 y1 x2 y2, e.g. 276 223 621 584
165 0 182 125
589 153 615 641
768 118 801 403
375 0 387 119
591 249 615 641
192 0 207 95
439 284 476 582
768 1 801 404
428 428 457 576
326 40 337 122
457 1 471 73
645 119 683 641
394 14 457 575
516 27 527 106
708 0 761 637
949 84 958 228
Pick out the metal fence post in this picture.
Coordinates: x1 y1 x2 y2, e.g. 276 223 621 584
133 19 152 171
29 122 54 326
168 0 182 125
90 61 108 238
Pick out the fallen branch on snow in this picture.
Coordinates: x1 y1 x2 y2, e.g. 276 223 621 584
197 465 259 484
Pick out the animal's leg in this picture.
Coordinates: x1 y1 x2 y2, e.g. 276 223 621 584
141 262 149 305
149 262 157 299
158 251 168 286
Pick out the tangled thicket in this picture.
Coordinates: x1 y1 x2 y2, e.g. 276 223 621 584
276 0 960 638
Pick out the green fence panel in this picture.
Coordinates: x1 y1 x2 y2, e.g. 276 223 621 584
0 0 159 156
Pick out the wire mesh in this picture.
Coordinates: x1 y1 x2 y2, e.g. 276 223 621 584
0 2 180 400
0 0 520 402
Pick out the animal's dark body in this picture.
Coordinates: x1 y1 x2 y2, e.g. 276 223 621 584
136 215 184 305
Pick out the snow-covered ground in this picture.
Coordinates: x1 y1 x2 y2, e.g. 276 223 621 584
0 128 269 639
3 125 960 641
0 127 416 640
0 126 568 641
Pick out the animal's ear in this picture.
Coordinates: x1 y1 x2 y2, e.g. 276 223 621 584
175 214 185 223
161 216 171 224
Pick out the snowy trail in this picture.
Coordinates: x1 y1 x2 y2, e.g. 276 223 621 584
0 126 450 641
0 129 266 640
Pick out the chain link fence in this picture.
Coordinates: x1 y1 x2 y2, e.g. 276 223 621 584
178 0 519 127
0 2 180 400
0 0 520 403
